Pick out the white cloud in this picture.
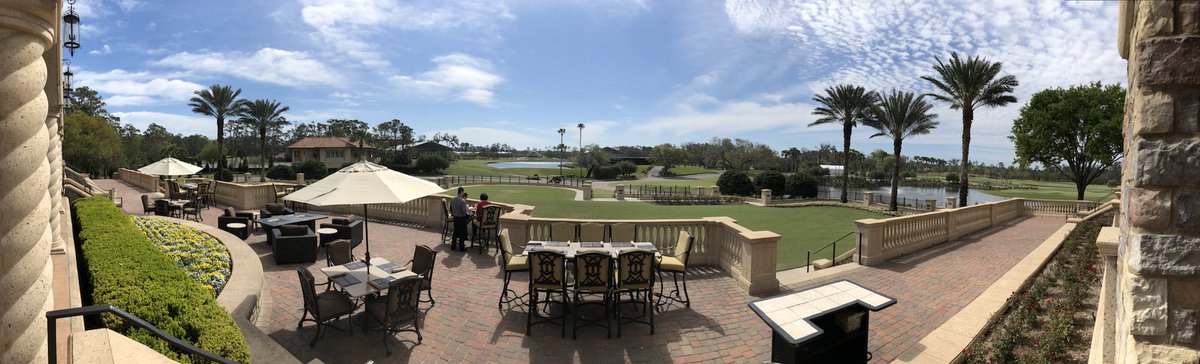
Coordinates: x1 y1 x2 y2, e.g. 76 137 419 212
633 94 815 136
88 44 112 55
155 48 343 88
392 53 504 106
111 111 215 137
75 69 204 107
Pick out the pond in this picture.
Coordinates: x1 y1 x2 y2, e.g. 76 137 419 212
487 161 565 169
819 185 1006 205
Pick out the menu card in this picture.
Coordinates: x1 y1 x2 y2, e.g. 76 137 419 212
332 274 360 287
545 241 569 247
342 261 367 270
376 262 405 273
369 276 395 289
610 242 634 248
580 242 602 248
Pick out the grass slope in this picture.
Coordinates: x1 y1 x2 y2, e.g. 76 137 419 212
443 158 588 178
455 185 883 270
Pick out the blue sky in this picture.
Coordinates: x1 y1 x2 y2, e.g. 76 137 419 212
74 0 1126 164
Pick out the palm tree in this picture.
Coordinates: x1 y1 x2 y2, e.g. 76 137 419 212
557 128 567 176
238 99 290 175
576 123 585 155
864 90 940 211
189 85 249 171
922 52 1018 206
810 84 879 203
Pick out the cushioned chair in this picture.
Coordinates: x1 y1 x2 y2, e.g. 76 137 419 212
153 199 180 218
218 208 253 239
364 276 423 356
527 250 569 338
319 218 364 248
181 199 202 222
272 225 319 264
326 239 356 267
140 193 164 215
579 223 605 242
609 223 635 242
615 249 656 336
471 205 503 253
657 231 694 308
573 250 613 339
195 182 212 209
405 245 437 306
296 267 356 347
497 229 529 309
260 203 294 218
550 222 576 242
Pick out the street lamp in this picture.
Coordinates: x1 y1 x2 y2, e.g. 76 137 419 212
62 0 80 57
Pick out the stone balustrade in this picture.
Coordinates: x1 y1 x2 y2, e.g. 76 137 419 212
116 168 161 192
499 205 780 295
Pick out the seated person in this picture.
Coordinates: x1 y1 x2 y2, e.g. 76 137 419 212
475 193 492 212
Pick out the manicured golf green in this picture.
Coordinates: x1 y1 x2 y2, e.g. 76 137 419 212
918 173 1115 201
665 165 723 176
454 185 884 271
443 158 588 178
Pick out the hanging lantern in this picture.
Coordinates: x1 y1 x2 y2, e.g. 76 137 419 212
63 0 80 57
62 61 73 98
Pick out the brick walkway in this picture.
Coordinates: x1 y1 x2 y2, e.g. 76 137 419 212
95 179 1063 363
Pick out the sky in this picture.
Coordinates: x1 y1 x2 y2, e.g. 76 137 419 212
72 0 1127 164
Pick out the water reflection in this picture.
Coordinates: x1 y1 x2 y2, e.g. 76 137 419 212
818 185 1006 205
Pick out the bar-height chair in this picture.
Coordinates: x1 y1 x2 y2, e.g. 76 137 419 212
527 250 569 338
579 223 605 242
550 222 576 242
572 250 614 339
440 199 453 244
614 249 656 336
497 229 529 309
657 231 694 308
363 276 424 356
472 205 503 253
404 245 437 306
609 223 636 242
296 267 356 347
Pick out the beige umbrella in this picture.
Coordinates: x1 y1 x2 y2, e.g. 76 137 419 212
138 157 204 176
282 161 445 265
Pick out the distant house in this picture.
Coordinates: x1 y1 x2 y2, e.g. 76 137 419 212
820 164 844 177
398 141 456 160
288 137 376 168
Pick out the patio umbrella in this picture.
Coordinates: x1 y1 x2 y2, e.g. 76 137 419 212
281 161 445 268
138 157 204 176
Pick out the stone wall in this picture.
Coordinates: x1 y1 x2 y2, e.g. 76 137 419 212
1113 1 1200 362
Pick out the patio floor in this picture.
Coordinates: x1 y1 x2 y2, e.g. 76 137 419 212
94 179 1063 363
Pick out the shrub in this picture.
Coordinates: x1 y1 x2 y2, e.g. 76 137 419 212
869 170 889 181
617 161 638 177
265 165 294 180
415 155 450 174
213 168 234 182
73 197 249 363
294 159 328 180
945 172 960 184
901 171 917 179
717 170 756 196
593 164 623 180
381 153 412 170
755 171 786 194
786 172 819 198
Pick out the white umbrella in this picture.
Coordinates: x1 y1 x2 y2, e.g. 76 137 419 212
137 157 204 176
282 161 445 266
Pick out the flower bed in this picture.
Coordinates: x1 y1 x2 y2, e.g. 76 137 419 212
963 219 1103 363
72 196 250 363
131 216 232 296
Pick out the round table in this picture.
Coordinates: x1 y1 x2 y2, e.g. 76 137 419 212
317 228 338 246
224 223 248 239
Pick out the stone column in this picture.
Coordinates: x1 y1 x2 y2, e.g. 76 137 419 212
760 189 771 205
710 185 720 198
0 1 57 362
925 199 937 212
582 182 592 201
295 172 304 182
615 184 624 200
697 186 708 196
44 24 63 255
946 196 957 209
1113 1 1200 362
863 191 874 206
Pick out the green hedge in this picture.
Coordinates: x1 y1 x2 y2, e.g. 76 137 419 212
73 196 250 363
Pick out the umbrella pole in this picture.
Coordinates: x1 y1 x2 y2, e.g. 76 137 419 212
363 204 370 265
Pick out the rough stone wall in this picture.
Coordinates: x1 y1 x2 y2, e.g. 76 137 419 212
1116 1 1200 363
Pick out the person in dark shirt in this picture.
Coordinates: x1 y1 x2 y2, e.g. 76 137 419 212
450 191 470 251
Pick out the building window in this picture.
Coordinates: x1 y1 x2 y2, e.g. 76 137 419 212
325 149 344 159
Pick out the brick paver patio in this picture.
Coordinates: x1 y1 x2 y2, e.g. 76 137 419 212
96 179 1063 363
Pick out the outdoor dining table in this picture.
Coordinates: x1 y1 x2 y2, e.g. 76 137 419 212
521 241 660 259
256 213 328 231
320 257 419 298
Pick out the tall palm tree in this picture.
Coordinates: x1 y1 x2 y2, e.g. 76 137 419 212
810 84 879 203
189 85 249 171
864 90 940 211
557 128 567 176
576 123 585 154
238 99 290 175
922 52 1018 206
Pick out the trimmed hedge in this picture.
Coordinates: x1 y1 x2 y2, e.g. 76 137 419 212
73 197 250 363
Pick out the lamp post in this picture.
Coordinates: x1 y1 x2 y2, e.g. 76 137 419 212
557 128 566 176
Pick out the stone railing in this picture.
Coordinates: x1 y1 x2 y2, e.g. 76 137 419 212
500 205 780 295
213 181 281 210
305 195 516 229
855 198 1094 265
115 168 160 192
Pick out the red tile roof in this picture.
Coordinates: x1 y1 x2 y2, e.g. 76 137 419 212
287 137 375 149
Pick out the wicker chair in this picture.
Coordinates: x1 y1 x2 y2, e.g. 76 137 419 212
550 222 576 242
363 276 424 356
609 223 636 242
296 267 356 347
260 203 294 218
527 250 569 338
657 231 694 308
579 223 605 242
497 229 529 309
319 218 364 248
471 205 503 253
218 208 253 239
615 249 656 336
573 250 613 339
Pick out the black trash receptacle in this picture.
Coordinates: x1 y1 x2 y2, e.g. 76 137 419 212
749 280 895 364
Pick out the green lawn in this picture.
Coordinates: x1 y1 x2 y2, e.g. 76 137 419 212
454 185 883 271
443 158 588 178
664 165 723 176
917 173 1115 201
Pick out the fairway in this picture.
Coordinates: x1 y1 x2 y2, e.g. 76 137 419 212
455 185 884 271
915 173 1115 201
443 158 588 178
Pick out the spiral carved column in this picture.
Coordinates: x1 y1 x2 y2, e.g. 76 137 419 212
0 2 57 363
47 112 63 254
